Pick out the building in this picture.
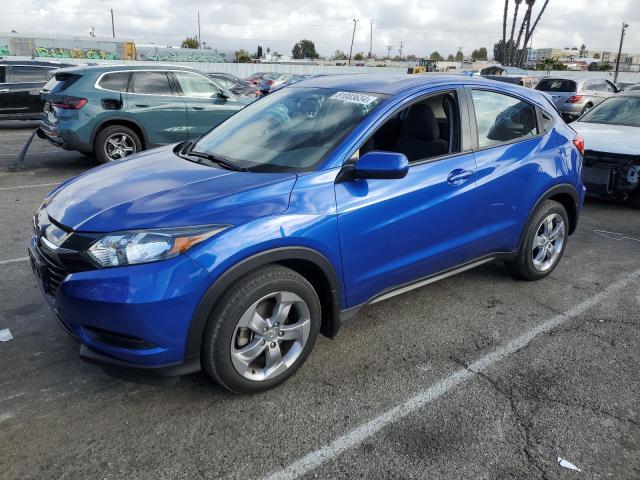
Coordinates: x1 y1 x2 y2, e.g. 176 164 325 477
528 47 640 67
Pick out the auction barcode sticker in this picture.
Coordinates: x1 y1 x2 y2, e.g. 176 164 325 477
330 91 379 105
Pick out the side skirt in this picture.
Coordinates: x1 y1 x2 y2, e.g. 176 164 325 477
338 252 514 324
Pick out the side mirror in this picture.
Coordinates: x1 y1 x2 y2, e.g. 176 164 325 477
353 151 409 180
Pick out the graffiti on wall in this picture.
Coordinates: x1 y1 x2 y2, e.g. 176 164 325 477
33 47 118 60
138 49 225 63
0 45 9 57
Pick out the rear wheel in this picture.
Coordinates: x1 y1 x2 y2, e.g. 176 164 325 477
202 265 321 394
94 125 142 164
509 200 569 280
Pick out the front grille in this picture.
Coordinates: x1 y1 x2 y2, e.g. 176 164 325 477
35 244 69 296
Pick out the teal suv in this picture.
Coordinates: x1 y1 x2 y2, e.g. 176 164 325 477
39 65 255 163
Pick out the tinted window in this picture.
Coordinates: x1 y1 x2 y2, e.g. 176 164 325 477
0 66 5 83
540 110 554 133
535 79 577 92
99 72 130 92
130 71 173 95
41 73 81 94
174 71 220 98
10 66 50 82
471 90 538 148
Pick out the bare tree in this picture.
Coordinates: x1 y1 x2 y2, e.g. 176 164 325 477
513 0 535 65
518 0 550 66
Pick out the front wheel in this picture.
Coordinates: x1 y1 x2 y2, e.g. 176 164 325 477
202 265 321 394
508 200 569 280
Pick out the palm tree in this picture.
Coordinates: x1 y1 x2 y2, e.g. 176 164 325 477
502 0 509 63
513 0 535 65
506 0 523 65
519 0 550 66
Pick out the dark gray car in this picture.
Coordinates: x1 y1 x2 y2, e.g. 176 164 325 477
535 77 619 121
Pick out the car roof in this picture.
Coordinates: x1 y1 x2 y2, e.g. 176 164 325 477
51 63 208 75
0 60 73 68
289 73 545 97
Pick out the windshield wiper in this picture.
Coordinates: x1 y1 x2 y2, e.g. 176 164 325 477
186 148 248 172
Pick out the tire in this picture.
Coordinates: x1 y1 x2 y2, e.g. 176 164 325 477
94 125 142 164
508 200 569 281
202 265 321 394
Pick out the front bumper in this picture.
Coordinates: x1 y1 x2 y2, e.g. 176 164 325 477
28 236 212 376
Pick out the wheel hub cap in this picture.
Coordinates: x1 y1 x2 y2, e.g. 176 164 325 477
532 213 565 272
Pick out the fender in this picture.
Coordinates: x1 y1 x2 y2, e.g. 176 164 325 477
517 183 580 250
90 115 150 149
184 247 342 359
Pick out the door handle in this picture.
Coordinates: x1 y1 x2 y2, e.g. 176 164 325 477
191 106 205 110
447 169 473 185
134 103 149 108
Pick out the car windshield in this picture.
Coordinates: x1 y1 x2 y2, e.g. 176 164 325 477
535 79 577 92
578 96 640 127
192 87 388 172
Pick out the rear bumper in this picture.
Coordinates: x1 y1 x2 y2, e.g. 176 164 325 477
39 120 92 153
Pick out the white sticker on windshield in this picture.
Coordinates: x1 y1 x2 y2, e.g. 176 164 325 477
330 91 379 105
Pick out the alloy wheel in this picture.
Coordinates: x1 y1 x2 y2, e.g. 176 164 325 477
531 213 565 272
104 133 136 161
230 291 311 381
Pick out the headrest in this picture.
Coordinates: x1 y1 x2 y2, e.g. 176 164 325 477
403 104 440 141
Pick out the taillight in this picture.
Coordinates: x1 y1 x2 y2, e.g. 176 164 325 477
567 95 583 103
52 97 88 109
573 136 585 156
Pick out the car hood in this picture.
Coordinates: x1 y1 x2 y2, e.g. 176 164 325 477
573 122 640 155
45 145 297 232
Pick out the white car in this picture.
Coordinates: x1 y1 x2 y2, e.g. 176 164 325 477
572 92 640 201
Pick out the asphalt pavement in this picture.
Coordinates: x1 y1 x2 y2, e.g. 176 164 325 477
0 125 639 480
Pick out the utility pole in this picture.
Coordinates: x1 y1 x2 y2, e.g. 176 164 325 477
614 21 629 83
348 18 358 66
398 41 403 61
197 11 202 51
386 45 392 61
110 9 115 38
368 20 373 59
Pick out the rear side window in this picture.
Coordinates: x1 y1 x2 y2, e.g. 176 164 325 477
41 73 82 94
539 110 554 133
471 90 538 148
130 71 173 95
10 66 50 82
174 71 221 98
535 79 577 92
98 72 130 92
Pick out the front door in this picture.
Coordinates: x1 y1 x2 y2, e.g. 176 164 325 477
335 90 481 307
124 70 188 145
172 71 242 138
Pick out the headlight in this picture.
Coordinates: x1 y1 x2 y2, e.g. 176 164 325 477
87 225 229 267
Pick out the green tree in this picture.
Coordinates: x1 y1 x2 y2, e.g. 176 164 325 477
292 39 319 59
455 50 464 61
333 50 348 60
353 52 365 61
447 54 455 61
406 54 417 62
181 36 199 49
235 49 252 63
598 63 612 71
593 52 601 59
429 51 444 61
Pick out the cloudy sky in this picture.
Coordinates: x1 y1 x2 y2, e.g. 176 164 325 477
4 0 640 57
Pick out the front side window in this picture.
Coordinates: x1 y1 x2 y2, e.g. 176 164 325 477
471 90 538 148
10 66 49 83
130 71 173 95
174 72 221 98
193 87 387 172
98 72 130 92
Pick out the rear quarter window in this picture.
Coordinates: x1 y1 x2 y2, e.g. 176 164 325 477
41 73 82 94
98 72 130 92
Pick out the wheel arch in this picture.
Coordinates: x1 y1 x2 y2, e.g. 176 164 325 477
518 183 580 250
185 247 342 359
91 117 148 151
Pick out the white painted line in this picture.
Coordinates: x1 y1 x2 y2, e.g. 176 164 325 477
262 268 640 480
0 182 58 191
0 257 29 265
594 229 640 243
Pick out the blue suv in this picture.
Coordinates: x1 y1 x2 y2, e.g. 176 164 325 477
29 75 585 393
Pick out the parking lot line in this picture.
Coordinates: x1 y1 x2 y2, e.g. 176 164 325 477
0 257 29 265
262 268 640 480
0 182 58 191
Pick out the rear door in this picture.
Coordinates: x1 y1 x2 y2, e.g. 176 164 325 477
125 70 187 145
4 65 50 117
172 70 242 138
